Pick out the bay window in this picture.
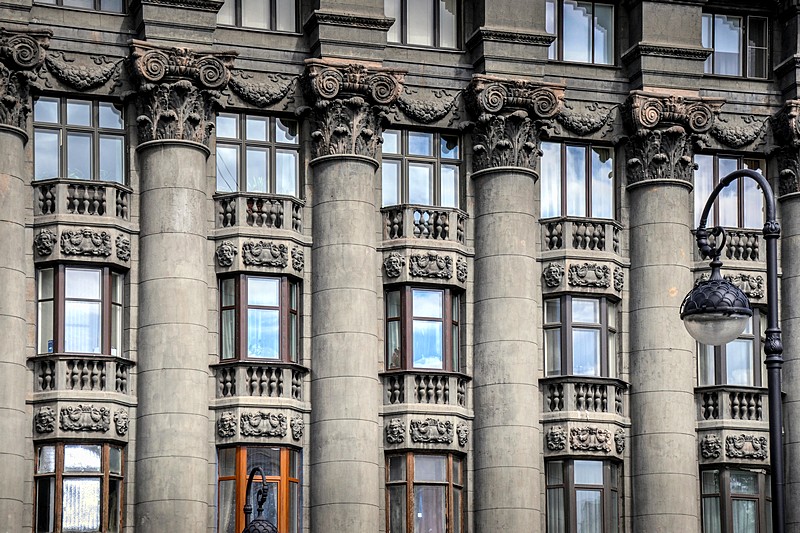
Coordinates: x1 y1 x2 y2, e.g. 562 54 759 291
701 469 772 533
546 460 622 533
540 142 614 219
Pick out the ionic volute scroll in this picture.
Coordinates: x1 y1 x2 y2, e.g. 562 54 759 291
0 29 51 131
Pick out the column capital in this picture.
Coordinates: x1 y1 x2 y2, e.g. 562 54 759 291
302 59 405 160
0 29 50 132
772 100 800 199
466 75 564 174
128 40 237 146
623 91 722 189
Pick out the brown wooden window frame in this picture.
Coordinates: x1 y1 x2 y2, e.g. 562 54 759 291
34 442 124 533
701 468 772 533
545 459 622 533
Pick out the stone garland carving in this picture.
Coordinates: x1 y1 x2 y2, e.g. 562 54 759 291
60 404 111 432
700 434 722 459
614 429 625 454
542 263 564 288
725 434 768 460
34 229 57 256
291 247 304 272
555 101 616 137
0 29 50 130
35 406 56 434
395 87 460 125
409 252 453 279
410 418 454 444
215 241 237 267
383 252 405 278
569 426 612 453
60 229 112 257
44 51 122 91
772 101 800 197
546 425 567 451
129 40 236 146
240 411 288 438
613 267 624 292
290 416 304 441
217 412 237 438
386 418 405 444
115 235 131 262
456 257 468 283
303 61 404 159
568 262 611 288
709 114 769 149
228 71 297 108
242 240 288 267
113 409 129 436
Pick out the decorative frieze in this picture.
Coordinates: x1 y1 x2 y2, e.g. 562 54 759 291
228 70 297 108
290 416 304 441
569 426 612 453
113 409 129 436
456 423 469 447
60 404 111 432
696 272 764 299
409 252 453 279
542 263 564 288
242 240 288 267
556 101 615 137
568 262 611 288
35 406 56 434
240 411 288 438
34 229 57 256
383 252 405 278
395 87 459 125
709 114 769 149
701 434 722 459
217 412 237 438
215 241 237 267
410 418 454 444
0 29 50 130
546 425 567 451
725 434 768 460
386 418 405 444
115 235 131 262
44 51 122 91
60 229 112 257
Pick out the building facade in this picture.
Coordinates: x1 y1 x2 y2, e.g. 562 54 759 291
1 0 800 532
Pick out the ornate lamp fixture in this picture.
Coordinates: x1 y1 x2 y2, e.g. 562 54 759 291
241 467 278 533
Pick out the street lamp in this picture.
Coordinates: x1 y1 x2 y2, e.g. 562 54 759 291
680 169 785 533
241 466 279 533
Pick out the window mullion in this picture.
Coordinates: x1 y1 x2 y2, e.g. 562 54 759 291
564 296 572 375
56 266 65 353
406 452 414 532
238 276 246 361
55 444 64 533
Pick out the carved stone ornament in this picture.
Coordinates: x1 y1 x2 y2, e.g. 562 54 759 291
410 418 454 444
710 114 769 149
701 434 722 459
569 426 612 453
310 12 395 30
215 240 237 267
456 257 468 283
242 240 288 267
613 267 624 292
60 229 112 257
0 29 50 130
217 412 237 438
303 60 404 159
568 262 611 288
614 429 625 454
696 272 764 299
409 252 453 279
34 229 57 256
138 0 225 10
60 404 111 432
542 262 564 288
129 40 236 145
396 86 460 125
45 51 122 91
240 411 288 438
290 416 304 441
35 406 56 434
725 434 768 460
386 418 405 444
383 251 405 278
772 101 800 197
115 235 131 262
228 70 297 108
456 423 469 447
291 247 304 272
113 409 129 436
556 101 616 137
546 425 567 451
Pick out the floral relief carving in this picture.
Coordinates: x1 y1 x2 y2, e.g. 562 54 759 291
456 257 468 283
725 434 768 460
242 241 288 267
614 429 625 454
383 251 405 278
113 409 129 436
456 423 469 447
215 241 237 267
290 416 304 441
701 434 722 459
386 418 405 444
291 247 304 272
34 229 57 256
696 272 764 299
710 114 769 149
0 29 50 130
240 411 288 438
542 263 564 288
60 404 111 432
569 426 612 453
228 70 297 108
217 412 237 438
60 229 112 257
409 252 452 279
556 101 616 137
410 418 454 444
45 51 122 91
568 262 611 288
115 235 131 262
546 425 567 451
35 406 56 434
613 267 624 292
395 87 459 124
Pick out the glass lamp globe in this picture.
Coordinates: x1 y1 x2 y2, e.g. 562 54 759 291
681 276 752 346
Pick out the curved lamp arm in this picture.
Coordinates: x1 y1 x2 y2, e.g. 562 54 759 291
243 466 268 527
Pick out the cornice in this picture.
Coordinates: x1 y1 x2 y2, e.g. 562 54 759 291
621 42 711 65
304 11 395 31
135 0 224 11
465 28 555 50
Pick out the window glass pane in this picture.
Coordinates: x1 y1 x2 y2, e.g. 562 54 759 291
35 130 60 180
742 159 764 228
726 339 754 385
703 496 722 533
572 298 599 323
453 487 462 533
387 290 401 318
39 268 54 300
35 98 59 124
248 277 280 307
414 486 446 533
221 309 235 359
218 448 236 477
63 0 94 7
388 485 407 532
108 479 121 533
714 15 742 76
718 157 738 227
702 470 720 494
566 145 587 216
38 446 56 474
62 478 101 532
242 0 270 28
99 135 124 183
407 0 434 46
730 471 758 494
99 102 124 130
382 160 401 206
66 100 91 127
289 312 298 362
276 118 298 143
413 320 443 368
452 456 462 485
547 461 564 485
64 300 101 353
36 477 55 533
594 4 614 65
217 114 238 139
545 299 561 324
545 329 562 376
547 488 566 533
290 449 300 478
732 500 757 533
440 135 459 158
546 0 557 60
248 308 280 358
747 17 768 78
413 290 443 318
217 479 236 533
575 490 602 533
702 14 713 73
109 447 122 475
111 304 122 356
64 445 102 472
541 142 562 217
247 481 278 525
246 116 268 141
591 146 614 218
276 149 298 196
276 0 297 31
409 132 433 156
383 130 400 154
246 147 269 193
221 278 235 307
217 0 235 25
608 330 617 378
388 455 406 481
415 455 446 481
385 0 401 43
289 482 299 533
66 269 101 299
39 300 54 354
439 0 457 48
440 165 459 208
695 155 714 226
408 163 433 205
67 132 93 180
247 447 281 477
216 144 239 192
387 321 401 369
698 344 715 386
573 328 600 375
563 1 592 62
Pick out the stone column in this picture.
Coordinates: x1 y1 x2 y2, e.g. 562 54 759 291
129 42 235 532
623 92 718 532
303 60 404 532
466 76 562 531
0 30 48 533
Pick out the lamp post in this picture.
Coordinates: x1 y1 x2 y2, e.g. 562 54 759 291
241 466 279 533
680 169 784 533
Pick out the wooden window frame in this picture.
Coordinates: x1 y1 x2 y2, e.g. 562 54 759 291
546 0 616 66
702 13 770 79
385 0 461 49
701 468 772 533
694 154 766 229
545 459 621 533
698 308 765 387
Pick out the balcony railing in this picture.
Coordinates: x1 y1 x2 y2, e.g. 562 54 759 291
381 371 469 408
33 354 134 395
541 217 621 254
34 179 131 220
696 386 768 422
212 362 307 401
696 228 762 262
215 192 303 233
382 205 467 245
541 376 627 417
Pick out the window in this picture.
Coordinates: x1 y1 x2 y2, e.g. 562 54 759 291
546 460 622 533
217 447 301 533
34 0 124 12
216 114 300 196
546 0 615 65
37 267 124 356
540 142 614 219
544 296 618 378
34 98 125 183
385 287 461 371
698 311 765 387
219 275 299 362
217 0 297 31
381 130 461 208
35 443 124 533
386 453 464 533
702 14 768 78
701 469 772 533
385 0 458 48
694 155 765 229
